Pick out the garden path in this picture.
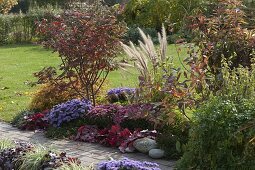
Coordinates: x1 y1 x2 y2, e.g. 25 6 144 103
0 122 176 170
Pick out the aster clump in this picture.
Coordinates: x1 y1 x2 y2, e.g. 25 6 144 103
97 158 161 170
107 87 136 103
47 99 92 127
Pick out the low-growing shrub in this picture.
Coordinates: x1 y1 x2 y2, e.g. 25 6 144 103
118 103 163 129
99 125 132 148
120 118 154 131
20 110 49 131
47 99 92 127
75 125 157 153
156 121 190 159
85 104 123 128
29 83 80 111
84 103 162 130
45 118 89 139
76 125 133 149
12 110 35 128
176 97 255 169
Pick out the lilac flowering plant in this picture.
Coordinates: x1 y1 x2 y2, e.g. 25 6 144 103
47 99 92 127
97 158 161 170
107 87 136 103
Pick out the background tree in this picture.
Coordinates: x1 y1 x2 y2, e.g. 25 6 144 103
123 0 201 31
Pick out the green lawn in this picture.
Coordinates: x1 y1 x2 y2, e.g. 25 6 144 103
0 44 187 122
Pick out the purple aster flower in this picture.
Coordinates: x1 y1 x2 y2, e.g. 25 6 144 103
47 99 92 127
97 158 161 170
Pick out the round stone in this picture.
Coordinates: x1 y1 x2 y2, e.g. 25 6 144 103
149 149 165 159
133 137 157 153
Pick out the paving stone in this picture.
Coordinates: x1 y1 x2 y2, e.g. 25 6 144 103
0 122 176 169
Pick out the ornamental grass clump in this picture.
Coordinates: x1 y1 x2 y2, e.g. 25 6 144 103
0 140 84 169
47 99 92 127
0 141 34 169
97 158 161 170
0 139 15 151
121 25 194 124
19 146 49 170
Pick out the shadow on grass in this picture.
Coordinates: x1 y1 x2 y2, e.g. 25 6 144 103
0 43 53 53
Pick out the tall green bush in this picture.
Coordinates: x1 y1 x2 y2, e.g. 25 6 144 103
177 97 255 169
177 64 255 169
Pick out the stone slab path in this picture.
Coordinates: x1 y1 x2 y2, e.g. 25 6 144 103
0 122 176 169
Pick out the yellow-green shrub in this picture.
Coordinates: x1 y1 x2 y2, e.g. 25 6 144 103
0 0 18 14
29 83 80 111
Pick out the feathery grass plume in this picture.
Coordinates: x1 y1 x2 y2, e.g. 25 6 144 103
0 139 14 150
19 145 49 170
121 25 174 101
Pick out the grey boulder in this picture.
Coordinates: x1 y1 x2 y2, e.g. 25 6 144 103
149 149 165 159
133 137 157 153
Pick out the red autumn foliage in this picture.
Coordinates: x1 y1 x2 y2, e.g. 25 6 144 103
188 0 255 75
20 110 49 130
74 124 157 153
36 10 126 105
100 125 132 147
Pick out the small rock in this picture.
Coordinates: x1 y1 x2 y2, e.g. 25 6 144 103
133 138 157 153
149 149 165 159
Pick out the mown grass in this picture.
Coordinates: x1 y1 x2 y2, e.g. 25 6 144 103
0 43 187 122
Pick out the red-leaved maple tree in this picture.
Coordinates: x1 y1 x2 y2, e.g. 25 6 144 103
36 9 126 105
